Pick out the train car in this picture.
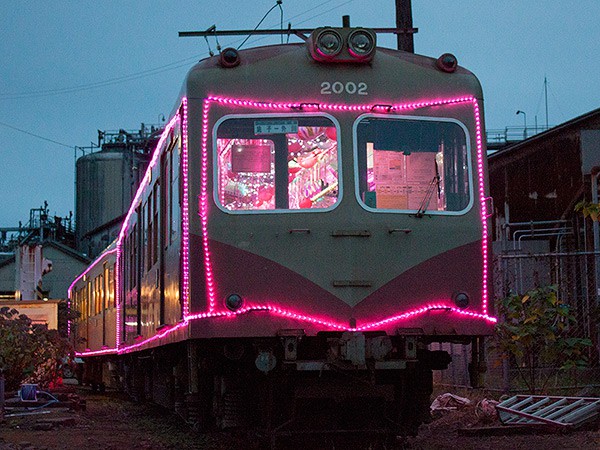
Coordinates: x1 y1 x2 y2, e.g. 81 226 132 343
69 23 496 438
69 242 116 389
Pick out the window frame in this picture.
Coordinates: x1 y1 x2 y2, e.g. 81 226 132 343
352 113 474 216
212 112 343 215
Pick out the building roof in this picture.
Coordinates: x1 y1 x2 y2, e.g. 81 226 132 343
489 107 600 162
0 240 90 271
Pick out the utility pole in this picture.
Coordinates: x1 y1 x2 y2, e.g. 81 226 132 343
0 356 5 423
544 76 549 129
395 0 414 52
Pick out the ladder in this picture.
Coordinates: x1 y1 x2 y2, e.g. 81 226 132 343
496 395 600 428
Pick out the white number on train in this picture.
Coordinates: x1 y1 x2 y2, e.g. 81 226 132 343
321 81 368 95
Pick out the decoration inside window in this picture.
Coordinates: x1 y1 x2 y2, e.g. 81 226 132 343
216 116 339 211
356 117 470 212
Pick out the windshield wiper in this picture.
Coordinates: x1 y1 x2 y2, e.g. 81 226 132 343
415 174 440 218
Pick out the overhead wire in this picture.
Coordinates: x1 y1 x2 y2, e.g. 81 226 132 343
0 120 73 149
0 0 356 149
237 1 282 50
0 0 352 100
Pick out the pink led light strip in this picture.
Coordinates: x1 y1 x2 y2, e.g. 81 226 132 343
200 99 216 312
181 99 191 317
471 99 490 314
76 94 495 358
75 100 187 354
114 112 181 347
197 95 492 317
76 303 496 356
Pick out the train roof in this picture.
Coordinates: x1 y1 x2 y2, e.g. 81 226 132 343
179 41 483 105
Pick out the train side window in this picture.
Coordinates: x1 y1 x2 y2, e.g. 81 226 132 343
355 116 472 213
171 132 180 240
108 265 115 309
153 182 159 264
215 115 340 211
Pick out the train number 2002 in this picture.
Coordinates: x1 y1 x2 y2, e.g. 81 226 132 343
321 81 368 95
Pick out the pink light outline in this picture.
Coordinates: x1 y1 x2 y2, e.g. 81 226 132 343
181 99 191 317
76 94 495 358
114 110 181 347
76 302 496 356
67 248 117 299
199 95 491 316
199 98 216 312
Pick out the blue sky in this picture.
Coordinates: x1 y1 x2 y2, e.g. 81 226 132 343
1 0 599 226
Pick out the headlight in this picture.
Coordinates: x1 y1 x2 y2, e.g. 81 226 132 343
452 291 470 309
316 29 343 58
225 293 243 311
436 53 458 73
348 29 375 59
220 47 241 68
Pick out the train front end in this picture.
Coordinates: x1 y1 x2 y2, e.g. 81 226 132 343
183 26 495 434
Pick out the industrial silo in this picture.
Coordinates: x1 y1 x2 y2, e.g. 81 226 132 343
76 126 160 257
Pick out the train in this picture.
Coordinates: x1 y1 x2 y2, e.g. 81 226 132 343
69 23 496 440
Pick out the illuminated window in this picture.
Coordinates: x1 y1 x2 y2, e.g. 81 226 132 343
355 116 471 213
216 116 339 211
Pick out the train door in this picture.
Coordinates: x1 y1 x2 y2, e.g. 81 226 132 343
159 147 168 325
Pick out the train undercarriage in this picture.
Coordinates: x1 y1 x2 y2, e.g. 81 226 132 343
82 333 486 446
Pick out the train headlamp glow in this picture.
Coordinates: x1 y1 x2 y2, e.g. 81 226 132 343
348 30 375 59
225 293 244 311
316 30 343 58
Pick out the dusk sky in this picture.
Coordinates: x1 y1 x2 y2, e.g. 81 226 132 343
1 0 599 227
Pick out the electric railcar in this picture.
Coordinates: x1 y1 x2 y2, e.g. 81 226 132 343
69 25 496 437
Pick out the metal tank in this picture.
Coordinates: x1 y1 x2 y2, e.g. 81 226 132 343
76 126 160 257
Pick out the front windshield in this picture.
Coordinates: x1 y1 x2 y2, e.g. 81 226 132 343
355 116 471 213
215 115 339 211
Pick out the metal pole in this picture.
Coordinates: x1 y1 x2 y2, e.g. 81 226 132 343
544 76 549 129
516 110 527 139
0 371 5 423
592 171 600 362
395 0 414 52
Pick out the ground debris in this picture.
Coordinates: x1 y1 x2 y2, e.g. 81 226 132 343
2 388 600 450
407 390 600 450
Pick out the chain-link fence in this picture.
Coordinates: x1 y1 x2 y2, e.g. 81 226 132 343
434 246 600 393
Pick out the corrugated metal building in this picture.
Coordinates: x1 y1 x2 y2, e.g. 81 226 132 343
488 108 600 244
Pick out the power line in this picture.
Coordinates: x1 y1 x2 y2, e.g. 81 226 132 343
0 121 73 149
0 59 196 100
0 0 353 100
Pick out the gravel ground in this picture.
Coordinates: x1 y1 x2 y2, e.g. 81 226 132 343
1 388 599 449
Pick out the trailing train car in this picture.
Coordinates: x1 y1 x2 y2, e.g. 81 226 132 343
69 24 496 438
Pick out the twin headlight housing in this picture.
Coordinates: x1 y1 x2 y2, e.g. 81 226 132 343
309 27 376 63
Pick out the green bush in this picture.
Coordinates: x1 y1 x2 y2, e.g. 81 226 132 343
492 286 592 393
0 306 73 391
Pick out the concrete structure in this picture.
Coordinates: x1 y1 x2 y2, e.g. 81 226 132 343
0 241 89 301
